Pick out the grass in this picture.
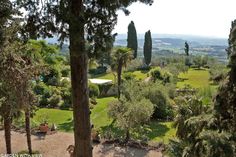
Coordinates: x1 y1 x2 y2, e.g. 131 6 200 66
34 108 73 132
90 70 149 82
34 96 175 143
177 68 213 89
91 73 115 81
147 121 175 143
131 70 149 80
34 97 115 132
91 97 115 128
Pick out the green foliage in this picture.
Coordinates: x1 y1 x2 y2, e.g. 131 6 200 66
88 83 100 98
165 62 188 76
126 58 143 71
108 97 154 141
48 91 62 108
127 21 138 58
61 66 70 77
122 72 135 80
142 83 175 120
197 86 216 105
167 21 236 157
149 67 173 83
121 80 174 120
89 66 107 75
111 47 133 69
192 55 208 69
42 65 61 86
111 47 133 97
149 67 162 80
185 56 192 67
209 63 228 84
173 94 208 139
143 30 152 66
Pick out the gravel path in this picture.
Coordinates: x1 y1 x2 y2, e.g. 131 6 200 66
0 131 162 157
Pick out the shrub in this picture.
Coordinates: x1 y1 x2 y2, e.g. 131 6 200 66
61 66 70 77
162 71 173 84
34 82 48 95
121 80 175 120
142 83 174 120
149 67 162 81
61 86 72 109
89 66 107 75
123 72 135 80
149 67 173 83
209 64 228 84
137 65 151 71
48 87 62 108
42 66 61 86
108 97 154 141
89 83 100 98
126 59 143 71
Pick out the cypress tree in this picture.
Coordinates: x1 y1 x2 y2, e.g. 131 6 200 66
184 41 189 56
127 21 138 58
143 30 152 66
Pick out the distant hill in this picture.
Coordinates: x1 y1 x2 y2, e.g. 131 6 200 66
44 34 228 62
115 34 227 46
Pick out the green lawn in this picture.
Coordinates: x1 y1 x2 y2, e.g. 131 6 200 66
34 108 73 132
34 97 115 132
131 70 149 80
147 121 176 143
91 73 115 81
90 70 149 82
177 68 213 88
34 96 175 143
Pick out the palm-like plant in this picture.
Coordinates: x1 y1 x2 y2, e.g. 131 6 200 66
174 95 207 139
111 47 133 98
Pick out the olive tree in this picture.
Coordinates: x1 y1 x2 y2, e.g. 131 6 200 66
108 97 153 142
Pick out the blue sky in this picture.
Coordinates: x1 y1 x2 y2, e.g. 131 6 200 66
114 0 236 38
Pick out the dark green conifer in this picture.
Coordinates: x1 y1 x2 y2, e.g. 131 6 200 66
127 21 138 58
143 30 152 66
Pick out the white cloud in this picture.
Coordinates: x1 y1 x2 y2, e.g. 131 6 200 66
114 0 236 38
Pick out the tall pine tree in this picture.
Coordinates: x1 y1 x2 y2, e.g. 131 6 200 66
143 30 152 66
127 21 138 58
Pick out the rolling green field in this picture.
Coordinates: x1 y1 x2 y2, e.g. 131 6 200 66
34 97 175 143
177 68 213 88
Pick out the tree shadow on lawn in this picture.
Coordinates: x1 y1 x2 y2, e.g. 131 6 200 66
144 122 170 141
58 118 74 132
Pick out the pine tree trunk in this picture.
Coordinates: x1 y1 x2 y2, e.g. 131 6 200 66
69 0 92 157
117 60 123 99
3 107 11 154
25 109 32 155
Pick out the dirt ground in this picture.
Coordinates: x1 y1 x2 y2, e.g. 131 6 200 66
0 131 162 157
